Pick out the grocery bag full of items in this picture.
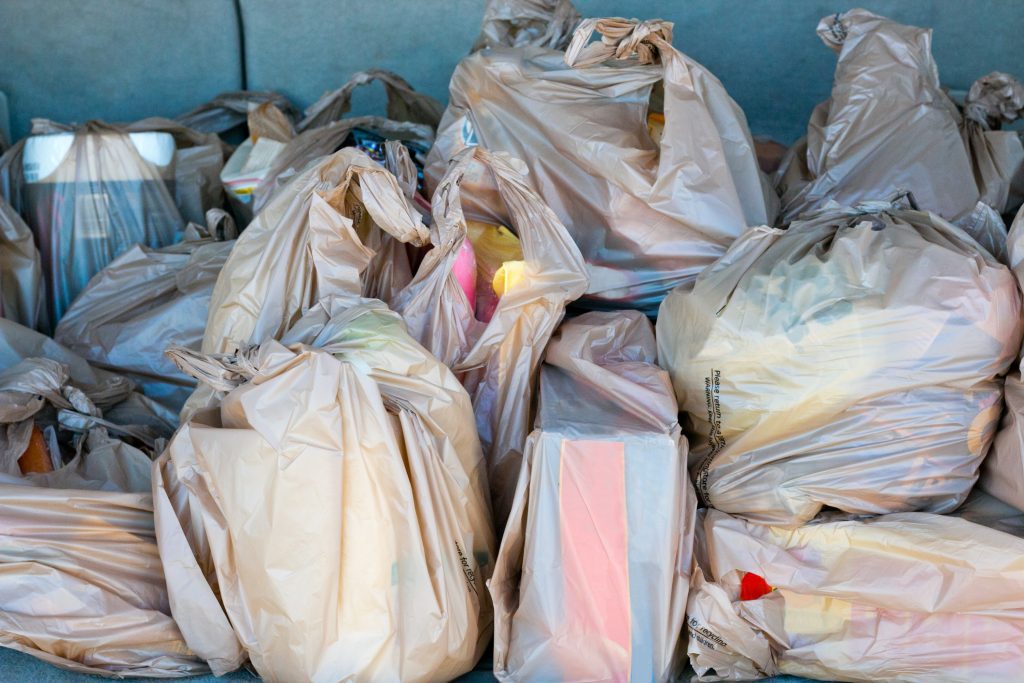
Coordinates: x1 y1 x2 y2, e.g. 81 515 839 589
1 1 1024 682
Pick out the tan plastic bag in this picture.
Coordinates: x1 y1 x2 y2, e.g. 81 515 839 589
175 90 299 136
982 205 1024 510
777 9 1011 250
962 72 1024 215
491 311 695 682
0 333 205 677
0 197 45 330
55 213 235 413
154 295 495 682
242 69 441 215
426 17 776 313
394 146 587 528
657 198 1023 526
472 0 580 51
686 507 1024 682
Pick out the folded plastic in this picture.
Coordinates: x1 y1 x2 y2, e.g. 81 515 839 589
426 16 776 312
154 295 494 681
657 199 1023 526
686 508 1024 682
395 146 587 528
490 311 695 682
55 214 235 413
0 197 45 330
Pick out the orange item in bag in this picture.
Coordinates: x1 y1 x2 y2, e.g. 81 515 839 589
18 425 53 474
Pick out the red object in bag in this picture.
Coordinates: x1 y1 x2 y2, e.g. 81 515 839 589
740 572 773 601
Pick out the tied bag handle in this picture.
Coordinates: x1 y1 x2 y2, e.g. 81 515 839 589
296 69 444 133
564 17 674 68
307 149 429 300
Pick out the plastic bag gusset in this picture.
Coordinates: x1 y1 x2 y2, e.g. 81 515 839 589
688 509 1024 683
427 17 774 313
156 297 494 682
0 197 46 330
778 10 980 225
962 72 1024 214
982 205 1024 510
490 311 696 682
658 201 1024 526
472 0 581 51
394 146 587 528
202 148 428 356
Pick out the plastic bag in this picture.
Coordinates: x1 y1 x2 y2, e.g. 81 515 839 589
686 507 1024 682
175 90 299 136
777 9 1010 242
54 211 236 414
426 17 776 313
472 0 580 51
657 198 1023 527
962 72 1024 216
0 196 45 330
394 146 587 528
491 311 695 682
229 70 441 218
982 205 1024 510
154 295 495 682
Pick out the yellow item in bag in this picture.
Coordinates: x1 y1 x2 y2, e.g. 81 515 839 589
466 220 523 322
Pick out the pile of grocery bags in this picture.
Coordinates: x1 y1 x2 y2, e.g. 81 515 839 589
1 1 1024 681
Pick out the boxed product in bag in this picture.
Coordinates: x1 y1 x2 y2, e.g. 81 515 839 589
491 310 696 682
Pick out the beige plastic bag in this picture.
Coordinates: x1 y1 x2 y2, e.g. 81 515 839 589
154 295 495 682
962 72 1024 215
686 507 1024 682
0 334 206 677
55 213 235 413
657 198 1023 526
426 17 776 313
394 146 587 528
491 311 695 682
243 69 441 215
982 205 1024 510
0 196 45 330
175 90 299 135
472 0 580 51
777 9 1011 251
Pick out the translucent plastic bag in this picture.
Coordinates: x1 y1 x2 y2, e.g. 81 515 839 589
686 507 1024 682
426 17 776 313
175 90 299 136
0 196 45 330
394 146 587 528
777 8 1014 247
154 295 495 682
243 70 442 216
657 198 1023 526
961 72 1024 216
55 212 236 413
472 0 580 51
491 311 695 682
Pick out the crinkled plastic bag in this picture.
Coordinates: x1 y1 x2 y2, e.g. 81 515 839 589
245 70 441 215
657 198 1023 526
154 295 495 682
686 507 1024 683
394 146 587 528
962 72 1024 216
777 9 1015 253
175 90 299 136
490 311 695 682
0 333 205 677
982 205 1024 510
0 196 45 330
472 0 580 51
426 17 776 312
55 212 236 413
